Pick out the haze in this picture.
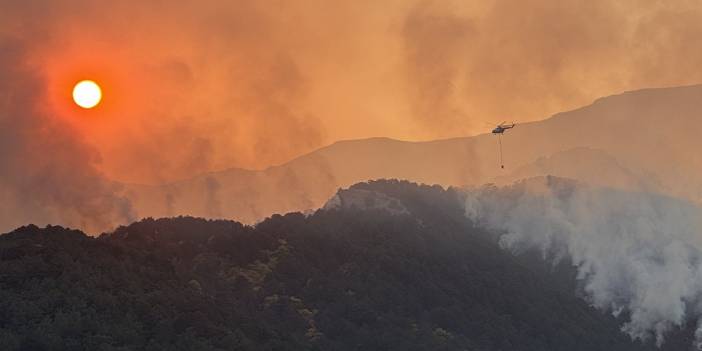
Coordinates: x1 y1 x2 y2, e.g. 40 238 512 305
6 1 702 348
2 0 702 185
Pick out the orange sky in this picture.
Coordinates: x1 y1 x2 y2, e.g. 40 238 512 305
4 0 702 184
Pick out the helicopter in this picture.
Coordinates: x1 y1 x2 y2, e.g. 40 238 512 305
489 121 516 169
492 122 516 134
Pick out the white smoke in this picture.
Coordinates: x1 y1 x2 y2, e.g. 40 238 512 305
464 176 702 347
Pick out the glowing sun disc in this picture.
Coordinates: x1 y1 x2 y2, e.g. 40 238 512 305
72 80 102 109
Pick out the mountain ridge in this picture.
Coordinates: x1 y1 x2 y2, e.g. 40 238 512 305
133 82 702 186
118 84 702 231
2 179 682 351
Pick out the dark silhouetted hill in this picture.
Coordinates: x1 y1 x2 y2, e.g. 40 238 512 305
2 180 692 350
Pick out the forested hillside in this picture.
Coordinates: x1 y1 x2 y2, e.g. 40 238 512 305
1 180 689 350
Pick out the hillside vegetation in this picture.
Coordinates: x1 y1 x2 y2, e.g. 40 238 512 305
1 180 686 350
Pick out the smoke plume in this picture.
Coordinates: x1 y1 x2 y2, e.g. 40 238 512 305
4 0 702 184
464 176 702 347
4 0 702 233
0 37 134 233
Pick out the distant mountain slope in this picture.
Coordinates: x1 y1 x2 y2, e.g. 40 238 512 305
1 180 672 351
123 84 702 224
493 147 662 192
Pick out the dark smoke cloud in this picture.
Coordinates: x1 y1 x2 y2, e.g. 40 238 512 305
0 0 330 184
248 54 325 164
403 1 474 133
203 176 222 218
401 0 702 138
0 37 134 233
4 0 702 184
3 0 702 232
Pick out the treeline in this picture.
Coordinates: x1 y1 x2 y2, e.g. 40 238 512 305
0 180 686 350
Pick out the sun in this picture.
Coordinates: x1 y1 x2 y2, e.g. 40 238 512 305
72 80 102 109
